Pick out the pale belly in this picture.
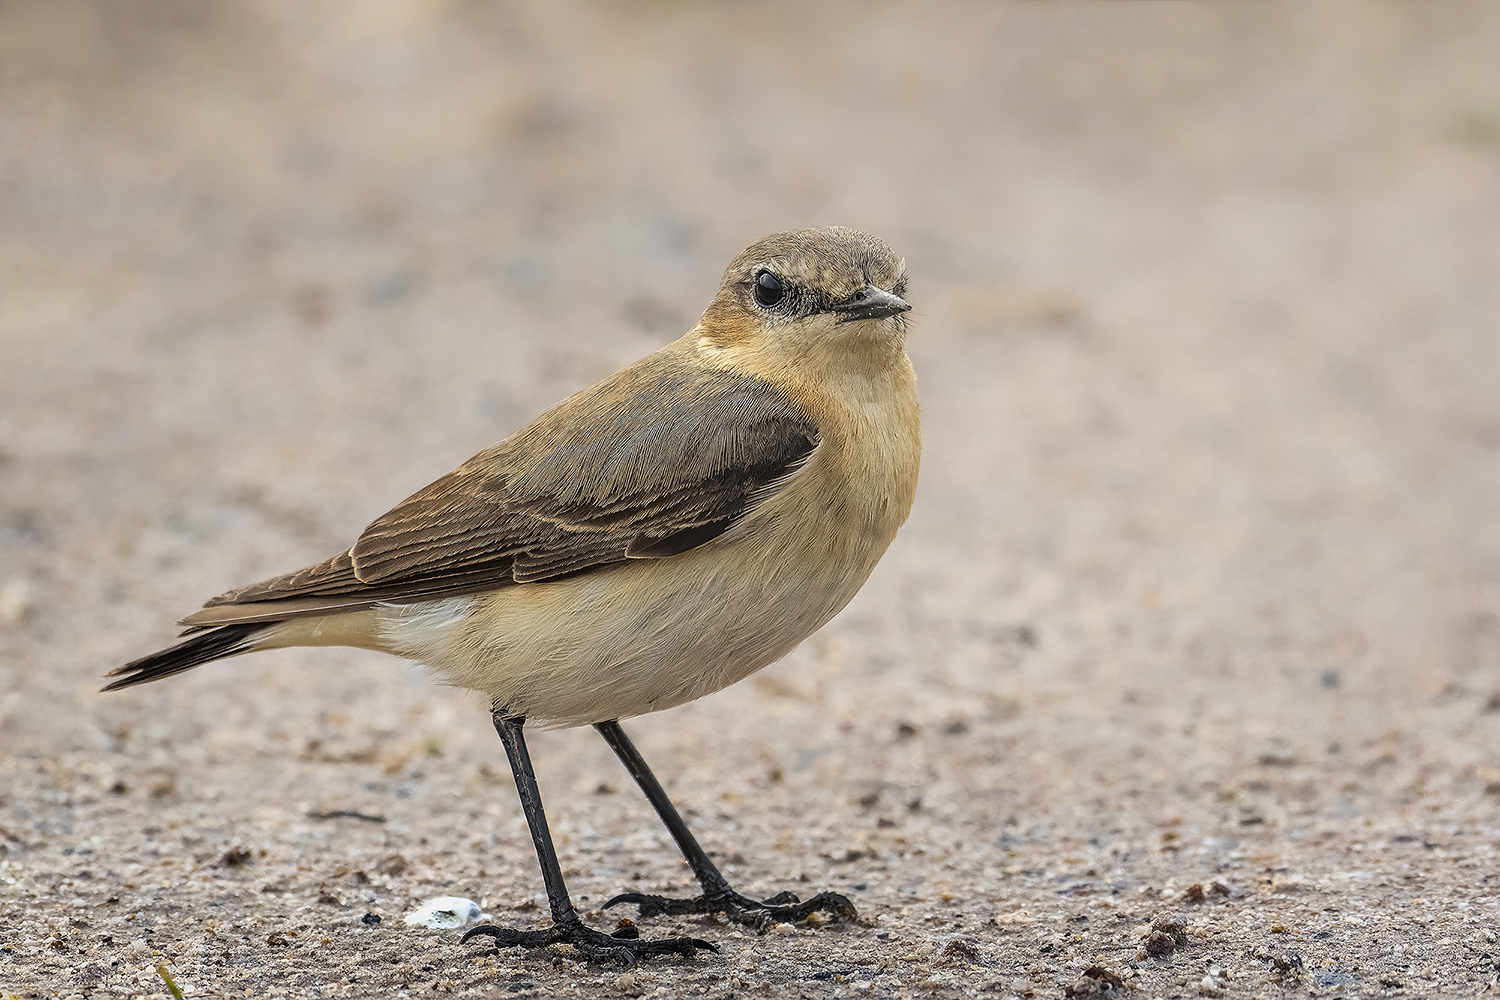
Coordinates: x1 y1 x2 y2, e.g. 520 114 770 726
372 516 890 727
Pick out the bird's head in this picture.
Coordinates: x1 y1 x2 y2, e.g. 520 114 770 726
695 227 910 367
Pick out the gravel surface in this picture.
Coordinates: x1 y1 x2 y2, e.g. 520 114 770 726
3 3 1499 998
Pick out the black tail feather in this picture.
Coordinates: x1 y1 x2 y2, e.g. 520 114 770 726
104 623 267 691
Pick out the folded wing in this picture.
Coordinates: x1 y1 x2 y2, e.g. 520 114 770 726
180 354 820 630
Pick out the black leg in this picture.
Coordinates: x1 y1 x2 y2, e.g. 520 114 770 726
594 719 857 932
461 706 718 966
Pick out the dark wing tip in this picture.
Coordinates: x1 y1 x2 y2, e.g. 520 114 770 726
624 519 737 559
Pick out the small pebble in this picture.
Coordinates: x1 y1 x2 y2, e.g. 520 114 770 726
403 896 483 929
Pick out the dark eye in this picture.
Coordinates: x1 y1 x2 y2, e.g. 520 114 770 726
753 270 784 307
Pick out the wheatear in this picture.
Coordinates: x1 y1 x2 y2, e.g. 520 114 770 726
108 226 921 964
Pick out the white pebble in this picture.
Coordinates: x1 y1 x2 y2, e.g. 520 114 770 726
403 896 483 929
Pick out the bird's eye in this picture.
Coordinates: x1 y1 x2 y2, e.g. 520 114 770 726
752 271 784 307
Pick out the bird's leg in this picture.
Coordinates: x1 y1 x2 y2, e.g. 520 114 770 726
594 719 857 932
462 706 717 966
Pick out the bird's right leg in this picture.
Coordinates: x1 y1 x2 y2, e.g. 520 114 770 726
462 706 718 966
594 719 858 932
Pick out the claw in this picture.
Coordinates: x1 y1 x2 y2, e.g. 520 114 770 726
604 891 702 919
461 918 715 967
604 888 858 932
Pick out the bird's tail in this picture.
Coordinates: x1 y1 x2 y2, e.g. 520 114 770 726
103 623 268 691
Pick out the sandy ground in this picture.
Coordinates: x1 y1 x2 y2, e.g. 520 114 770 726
4 2 1500 997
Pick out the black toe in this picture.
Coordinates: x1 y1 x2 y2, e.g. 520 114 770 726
605 888 858 932
462 917 716 967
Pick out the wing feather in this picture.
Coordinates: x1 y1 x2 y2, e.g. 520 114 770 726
187 351 819 625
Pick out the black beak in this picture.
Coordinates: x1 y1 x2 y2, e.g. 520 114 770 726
830 285 911 322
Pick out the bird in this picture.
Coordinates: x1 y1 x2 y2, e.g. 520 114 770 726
106 226 921 965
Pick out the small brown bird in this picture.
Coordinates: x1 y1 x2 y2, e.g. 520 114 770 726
108 226 920 964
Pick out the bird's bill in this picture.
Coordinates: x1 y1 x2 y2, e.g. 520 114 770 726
830 285 912 322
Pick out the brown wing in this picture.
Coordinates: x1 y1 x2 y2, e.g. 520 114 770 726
182 352 819 629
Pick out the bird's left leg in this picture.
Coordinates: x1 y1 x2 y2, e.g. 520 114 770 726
462 707 717 965
594 719 857 932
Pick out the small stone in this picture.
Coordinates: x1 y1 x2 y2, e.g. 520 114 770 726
938 935 981 961
1064 966 1128 996
219 847 252 868
1144 931 1177 956
403 896 482 929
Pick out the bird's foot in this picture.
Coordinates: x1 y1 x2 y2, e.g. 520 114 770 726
461 916 717 967
604 888 858 933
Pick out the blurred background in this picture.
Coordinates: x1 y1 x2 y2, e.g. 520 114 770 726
3 1 1499 994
